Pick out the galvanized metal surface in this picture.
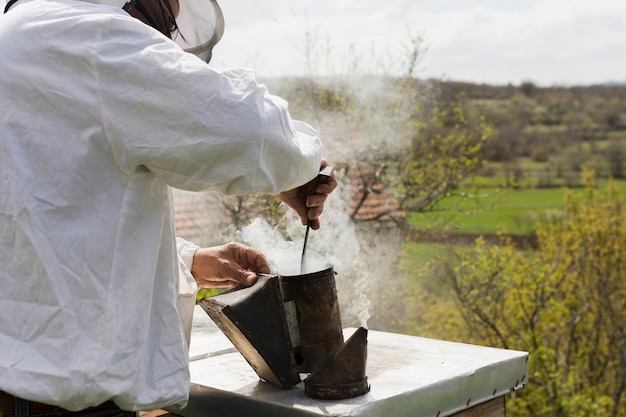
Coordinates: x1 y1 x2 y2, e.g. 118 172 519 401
181 306 528 417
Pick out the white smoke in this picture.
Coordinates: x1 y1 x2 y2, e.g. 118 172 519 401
235 181 372 328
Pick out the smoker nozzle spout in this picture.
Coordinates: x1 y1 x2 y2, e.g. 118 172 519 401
304 327 370 400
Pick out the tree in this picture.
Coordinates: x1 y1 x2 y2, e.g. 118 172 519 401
445 170 626 417
606 139 625 179
383 93 491 216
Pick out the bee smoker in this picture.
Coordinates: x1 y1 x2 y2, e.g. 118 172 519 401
198 265 370 399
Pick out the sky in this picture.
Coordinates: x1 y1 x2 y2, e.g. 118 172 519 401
209 0 626 86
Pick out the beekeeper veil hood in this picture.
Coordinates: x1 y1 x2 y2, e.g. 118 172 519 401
171 0 224 63
122 0 225 63
3 0 224 63
119 0 224 63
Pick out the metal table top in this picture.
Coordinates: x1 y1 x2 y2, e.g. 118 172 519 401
179 306 528 417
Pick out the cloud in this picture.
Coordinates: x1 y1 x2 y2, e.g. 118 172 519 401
210 0 626 86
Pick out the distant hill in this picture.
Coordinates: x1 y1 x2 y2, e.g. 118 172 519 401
604 81 626 87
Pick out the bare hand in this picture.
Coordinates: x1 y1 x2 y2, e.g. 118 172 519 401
191 242 270 288
278 160 338 230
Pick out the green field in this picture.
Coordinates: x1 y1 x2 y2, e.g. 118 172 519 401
409 178 626 236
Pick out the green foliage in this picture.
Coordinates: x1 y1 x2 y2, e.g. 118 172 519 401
384 94 492 214
196 287 219 303
606 139 626 179
455 82 626 186
436 170 626 417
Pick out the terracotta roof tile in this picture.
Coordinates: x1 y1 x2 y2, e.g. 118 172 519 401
173 162 403 241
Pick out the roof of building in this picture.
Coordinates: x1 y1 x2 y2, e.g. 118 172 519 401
173 162 404 243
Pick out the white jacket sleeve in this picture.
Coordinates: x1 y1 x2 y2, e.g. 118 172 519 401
176 237 200 348
96 20 322 196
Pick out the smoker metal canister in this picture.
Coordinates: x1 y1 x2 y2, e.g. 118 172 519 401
278 265 344 373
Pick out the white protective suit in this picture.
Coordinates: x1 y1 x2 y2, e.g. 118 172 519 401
0 0 321 411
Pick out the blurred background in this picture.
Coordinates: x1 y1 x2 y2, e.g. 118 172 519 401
182 2 626 416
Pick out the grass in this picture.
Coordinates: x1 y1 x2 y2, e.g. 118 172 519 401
409 178 626 236
409 188 562 235
400 242 455 293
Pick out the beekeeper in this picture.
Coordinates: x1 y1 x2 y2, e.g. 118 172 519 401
0 0 337 414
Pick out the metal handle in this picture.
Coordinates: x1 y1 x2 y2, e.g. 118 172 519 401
300 166 334 274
